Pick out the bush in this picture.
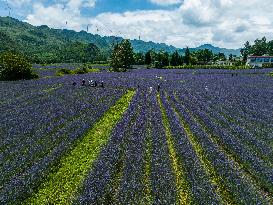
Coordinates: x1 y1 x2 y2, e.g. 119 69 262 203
73 67 88 74
74 64 93 74
262 63 273 68
56 68 73 76
108 67 126 72
56 64 100 76
0 52 38 80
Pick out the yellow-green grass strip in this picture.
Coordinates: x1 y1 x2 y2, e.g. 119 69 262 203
167 93 234 205
25 90 136 205
157 93 193 205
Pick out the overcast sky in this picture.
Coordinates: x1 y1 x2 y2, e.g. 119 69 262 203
1 0 273 49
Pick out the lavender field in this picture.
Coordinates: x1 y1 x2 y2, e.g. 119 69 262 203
1 67 273 204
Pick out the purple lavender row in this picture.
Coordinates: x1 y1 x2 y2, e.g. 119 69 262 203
1 87 119 153
0 87 116 160
0 83 60 107
160 92 222 204
1 89 122 180
189 89 273 163
182 90 273 165
168 92 270 204
0 89 125 204
1 91 121 186
175 92 273 194
148 92 177 204
202 80 273 129
179 79 272 145
115 91 149 204
77 89 177 204
197 89 273 148
1 94 123 204
74 90 143 204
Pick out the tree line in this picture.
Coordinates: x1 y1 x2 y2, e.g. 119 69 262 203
2 36 272 80
241 37 273 62
110 40 243 71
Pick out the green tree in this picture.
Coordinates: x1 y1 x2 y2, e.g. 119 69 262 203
145 50 152 65
154 51 169 68
61 42 99 63
194 49 213 63
184 47 190 65
267 40 273 55
162 51 169 67
170 51 181 66
240 41 251 63
190 55 198 65
110 39 134 72
0 31 18 53
229 54 233 61
85 43 100 62
215 52 227 61
134 52 145 65
0 52 38 80
251 37 267 56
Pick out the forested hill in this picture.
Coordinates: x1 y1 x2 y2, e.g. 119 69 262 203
0 16 240 63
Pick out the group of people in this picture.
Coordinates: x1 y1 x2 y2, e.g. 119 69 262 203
72 79 104 88
73 80 161 91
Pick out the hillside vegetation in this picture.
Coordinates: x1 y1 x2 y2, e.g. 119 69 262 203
0 17 240 64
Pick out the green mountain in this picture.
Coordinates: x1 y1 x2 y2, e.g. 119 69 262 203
0 16 241 63
192 44 241 56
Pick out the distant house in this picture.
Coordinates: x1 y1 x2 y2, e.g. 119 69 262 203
247 56 273 67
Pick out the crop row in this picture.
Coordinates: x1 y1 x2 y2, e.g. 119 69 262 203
0 84 127 204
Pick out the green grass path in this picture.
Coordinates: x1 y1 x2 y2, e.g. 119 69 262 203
25 90 135 205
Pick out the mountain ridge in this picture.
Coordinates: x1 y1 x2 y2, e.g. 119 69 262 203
0 16 241 60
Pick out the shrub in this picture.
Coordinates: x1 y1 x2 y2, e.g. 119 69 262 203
56 68 73 76
74 68 88 74
56 64 100 76
74 64 93 74
0 52 38 80
262 63 273 68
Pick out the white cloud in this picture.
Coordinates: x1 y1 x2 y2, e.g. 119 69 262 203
25 0 96 31
26 3 86 31
25 0 273 49
149 0 183 6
